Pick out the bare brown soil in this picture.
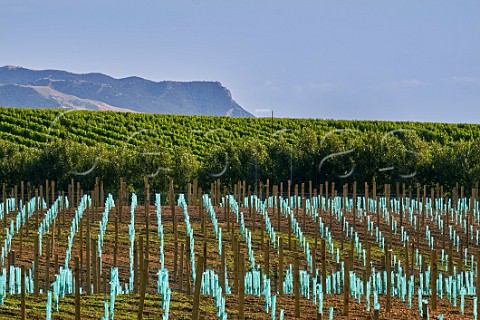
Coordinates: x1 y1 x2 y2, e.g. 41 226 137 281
1 197 477 319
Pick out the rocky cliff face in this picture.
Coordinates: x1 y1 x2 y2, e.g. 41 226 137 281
0 66 253 117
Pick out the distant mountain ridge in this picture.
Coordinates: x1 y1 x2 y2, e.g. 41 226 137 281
0 65 253 117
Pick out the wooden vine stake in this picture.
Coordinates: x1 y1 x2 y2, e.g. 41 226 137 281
272 184 276 221
264 238 270 280
260 210 264 252
288 209 292 250
217 179 221 206
76 182 80 209
238 253 245 320
312 225 317 277
86 201 91 294
51 216 56 257
92 238 97 294
321 238 327 294
344 252 350 316
61 190 65 228
25 187 30 237
294 246 300 318
138 258 149 320
295 184 299 219
179 243 185 291
55 254 59 276
35 189 39 230
287 180 291 208
353 181 357 230
199 188 205 234
411 239 415 276
186 237 192 295
21 265 26 320
431 249 437 311
96 256 101 295
277 185 282 231
75 256 81 320
279 237 284 294
386 249 392 312
100 180 104 208
50 180 57 208
225 187 229 231
118 177 123 223
302 182 306 231
139 236 145 294
374 182 379 226
34 233 39 296
203 236 207 272
20 180 24 213
171 178 179 285
173 238 178 287
144 177 150 260
220 244 225 290
19 214 23 258
46 239 50 291
233 236 238 293
192 255 205 320
363 211 368 251
405 239 410 282
366 241 371 289
266 178 270 204
45 179 49 210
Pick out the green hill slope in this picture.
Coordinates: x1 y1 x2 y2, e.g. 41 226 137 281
0 106 479 193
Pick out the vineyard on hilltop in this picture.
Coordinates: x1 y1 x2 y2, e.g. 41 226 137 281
0 106 479 193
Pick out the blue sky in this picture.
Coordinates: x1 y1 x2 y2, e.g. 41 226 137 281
1 0 479 123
